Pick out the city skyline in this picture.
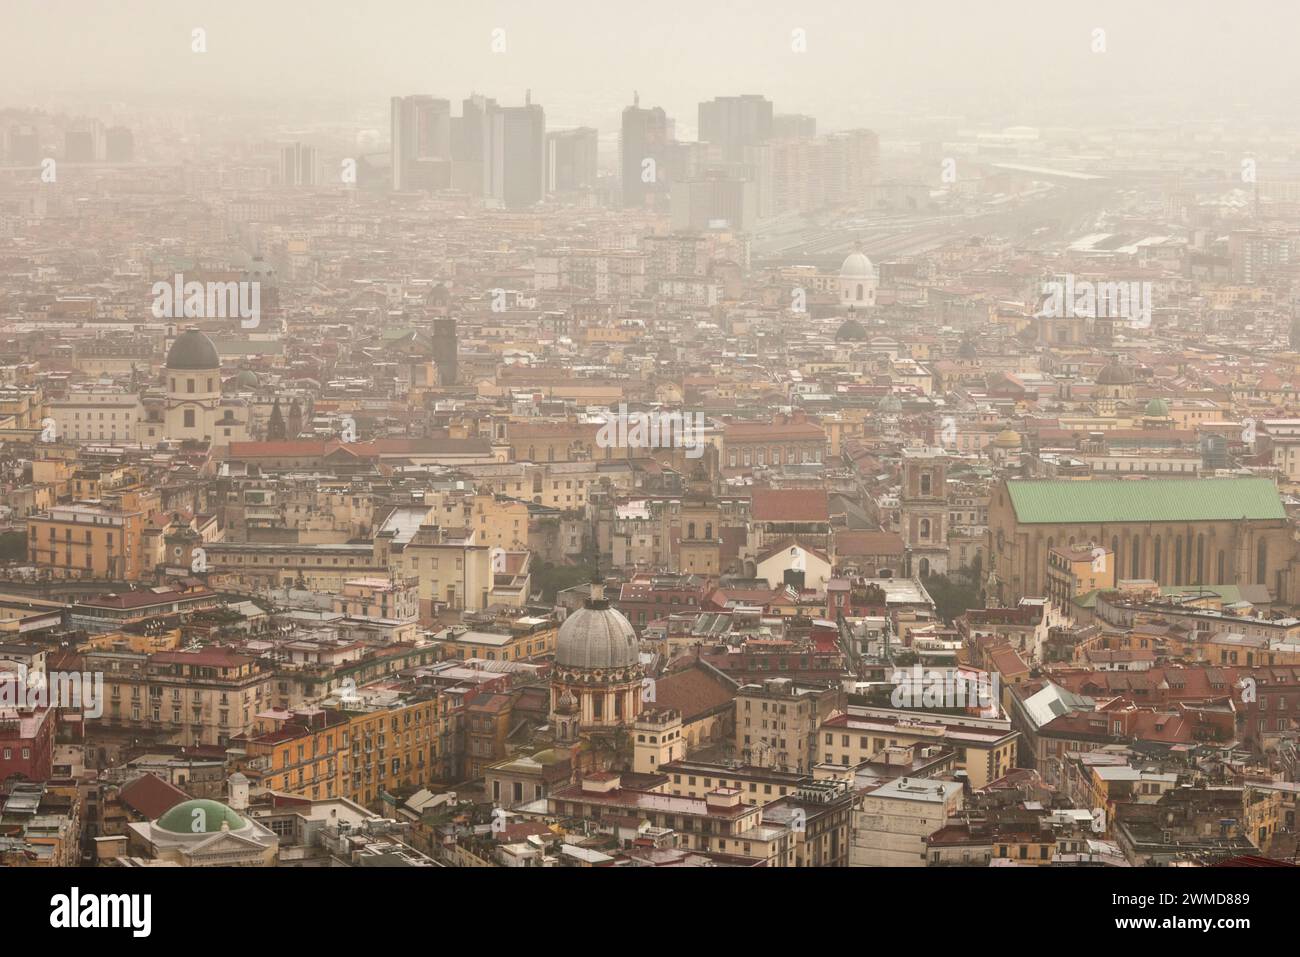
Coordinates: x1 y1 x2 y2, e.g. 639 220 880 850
1 0 1297 931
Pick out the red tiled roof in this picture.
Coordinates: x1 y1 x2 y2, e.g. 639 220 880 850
76 586 215 610
653 661 738 722
119 773 190 820
833 529 905 557
228 440 333 458
751 488 829 522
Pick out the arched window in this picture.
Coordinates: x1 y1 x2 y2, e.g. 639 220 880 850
857 283 864 300
920 518 931 540
919 557 930 577
704 523 712 540
687 522 696 540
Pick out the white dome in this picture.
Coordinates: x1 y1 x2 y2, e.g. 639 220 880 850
556 600 639 670
840 250 874 279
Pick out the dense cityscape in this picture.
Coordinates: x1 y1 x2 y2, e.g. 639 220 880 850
0 4 1294 931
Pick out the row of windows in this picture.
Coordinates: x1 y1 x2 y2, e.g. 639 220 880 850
170 377 216 392
728 446 823 468
1040 534 1270 588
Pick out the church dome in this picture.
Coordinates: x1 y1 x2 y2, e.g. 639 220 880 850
1095 359 1135 386
166 328 220 371
225 369 260 392
835 318 867 341
556 593 639 671
156 798 246 835
1144 397 1171 418
840 250 874 279
994 428 1022 449
876 393 903 415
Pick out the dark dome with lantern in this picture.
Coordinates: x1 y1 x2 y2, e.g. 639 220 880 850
165 327 220 371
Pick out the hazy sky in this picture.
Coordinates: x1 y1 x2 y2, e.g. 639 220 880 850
3 0 1297 132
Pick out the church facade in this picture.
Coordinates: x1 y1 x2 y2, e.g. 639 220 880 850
988 476 1299 605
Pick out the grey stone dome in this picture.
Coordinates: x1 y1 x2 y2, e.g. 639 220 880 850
166 328 220 370
556 599 639 670
1096 359 1135 386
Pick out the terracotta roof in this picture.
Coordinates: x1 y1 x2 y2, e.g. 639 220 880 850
119 773 190 820
724 421 824 440
987 644 1030 677
228 440 333 458
76 586 215 610
652 661 738 722
751 488 829 522
833 529 905 557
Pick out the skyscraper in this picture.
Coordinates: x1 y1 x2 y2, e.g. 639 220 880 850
698 95 773 163
451 93 495 197
546 127 598 193
621 94 674 210
485 94 545 209
772 113 816 139
8 125 39 165
279 142 318 186
390 95 451 191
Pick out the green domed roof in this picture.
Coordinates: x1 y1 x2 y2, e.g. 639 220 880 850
166 328 220 370
156 798 245 834
1144 397 1170 417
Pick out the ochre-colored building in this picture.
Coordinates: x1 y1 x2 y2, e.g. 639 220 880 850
988 478 1298 605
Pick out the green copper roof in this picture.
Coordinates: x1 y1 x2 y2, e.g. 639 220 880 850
1006 478 1285 525
156 799 245 834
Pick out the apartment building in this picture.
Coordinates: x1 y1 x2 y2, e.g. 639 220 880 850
819 706 1019 789
851 777 964 866
86 646 274 748
28 502 145 580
